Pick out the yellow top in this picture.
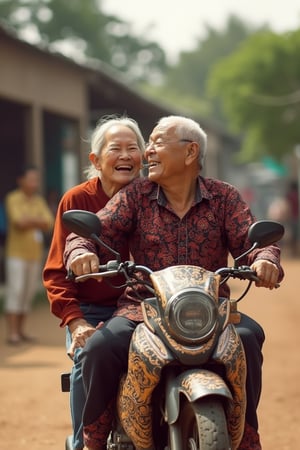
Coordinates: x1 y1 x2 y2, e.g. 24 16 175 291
5 189 54 261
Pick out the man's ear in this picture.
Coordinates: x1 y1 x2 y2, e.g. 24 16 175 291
186 142 199 165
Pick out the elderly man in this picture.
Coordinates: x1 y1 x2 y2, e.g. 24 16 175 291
64 115 284 450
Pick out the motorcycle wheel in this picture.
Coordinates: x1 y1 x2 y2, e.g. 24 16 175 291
178 396 230 450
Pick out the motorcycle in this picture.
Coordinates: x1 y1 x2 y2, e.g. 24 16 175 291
61 210 284 450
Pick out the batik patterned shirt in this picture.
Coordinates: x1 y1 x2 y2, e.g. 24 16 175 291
64 176 284 321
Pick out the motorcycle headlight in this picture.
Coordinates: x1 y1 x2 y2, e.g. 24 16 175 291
165 288 218 345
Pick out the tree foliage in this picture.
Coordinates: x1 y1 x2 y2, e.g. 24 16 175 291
155 15 257 123
208 29 300 161
1 1 300 164
0 0 167 83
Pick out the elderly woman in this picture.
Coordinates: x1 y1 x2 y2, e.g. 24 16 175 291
43 115 145 450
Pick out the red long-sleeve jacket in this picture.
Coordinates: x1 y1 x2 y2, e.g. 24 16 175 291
43 177 129 327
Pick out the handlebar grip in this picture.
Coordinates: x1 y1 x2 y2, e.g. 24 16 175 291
66 265 107 280
250 271 280 288
66 268 76 281
66 260 120 281
250 273 260 283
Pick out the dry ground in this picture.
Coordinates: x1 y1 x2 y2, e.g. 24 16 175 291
0 257 299 449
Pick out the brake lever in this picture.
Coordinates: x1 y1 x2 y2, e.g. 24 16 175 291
74 270 120 282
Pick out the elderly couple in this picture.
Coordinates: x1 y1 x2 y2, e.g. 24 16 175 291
43 114 284 450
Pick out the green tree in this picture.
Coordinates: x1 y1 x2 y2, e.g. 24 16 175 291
0 0 167 83
208 29 300 161
147 15 258 122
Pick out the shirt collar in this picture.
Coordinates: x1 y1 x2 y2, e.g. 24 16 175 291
149 176 212 206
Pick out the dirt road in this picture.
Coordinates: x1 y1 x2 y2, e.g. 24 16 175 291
0 257 299 450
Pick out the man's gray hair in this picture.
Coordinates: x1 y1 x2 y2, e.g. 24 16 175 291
157 115 207 168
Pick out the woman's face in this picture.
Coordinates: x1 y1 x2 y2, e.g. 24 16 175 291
90 124 143 197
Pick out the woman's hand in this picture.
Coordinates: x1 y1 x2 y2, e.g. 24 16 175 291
67 318 96 358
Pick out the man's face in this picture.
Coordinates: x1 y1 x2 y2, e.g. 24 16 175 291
145 124 190 184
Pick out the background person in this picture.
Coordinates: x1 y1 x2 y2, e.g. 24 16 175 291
4 165 54 345
64 115 284 450
43 115 145 450
286 180 299 256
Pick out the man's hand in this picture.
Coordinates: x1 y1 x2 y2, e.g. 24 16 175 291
67 318 96 359
250 259 280 289
70 252 100 276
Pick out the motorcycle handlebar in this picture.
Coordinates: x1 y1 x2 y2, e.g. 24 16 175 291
66 263 258 283
67 262 279 288
66 260 121 281
66 260 153 283
216 266 259 282
217 266 280 288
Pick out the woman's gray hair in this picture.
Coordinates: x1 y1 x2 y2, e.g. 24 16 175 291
157 115 207 168
84 115 145 179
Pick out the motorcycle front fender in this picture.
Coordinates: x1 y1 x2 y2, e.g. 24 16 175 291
166 368 232 425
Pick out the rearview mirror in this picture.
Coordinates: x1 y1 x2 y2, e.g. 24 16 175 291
62 209 121 262
248 220 285 248
62 210 102 238
234 220 284 268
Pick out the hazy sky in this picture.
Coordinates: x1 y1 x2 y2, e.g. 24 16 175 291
102 0 300 62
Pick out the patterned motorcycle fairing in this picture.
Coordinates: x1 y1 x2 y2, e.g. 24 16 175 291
142 294 228 365
213 323 246 449
118 319 246 450
150 265 220 310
